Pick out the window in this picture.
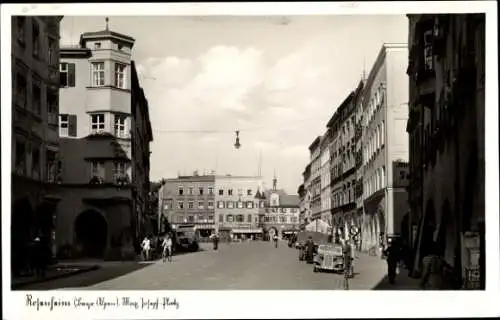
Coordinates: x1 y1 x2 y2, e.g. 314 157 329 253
188 201 194 209
91 62 105 86
178 187 184 195
48 38 56 65
272 199 278 206
59 63 76 87
178 201 184 209
199 187 204 195
90 113 105 133
280 216 287 223
217 201 224 209
32 20 40 57
381 166 386 188
235 215 244 223
218 214 223 222
208 187 214 195
31 145 40 179
163 200 173 211
291 217 298 223
198 201 204 209
15 73 27 108
228 189 233 196
381 121 385 146
227 201 234 209
226 215 233 223
113 161 126 175
188 187 194 195
247 189 252 196
208 215 214 222
47 93 57 125
281 208 287 213
90 160 105 178
423 30 433 71
247 214 252 223
208 201 214 209
177 215 184 223
246 201 253 209
114 114 127 138
15 141 26 175
197 214 204 222
218 189 224 196
94 42 101 49
237 201 243 209
260 201 265 208
32 83 41 115
114 63 126 89
187 215 194 223
16 17 26 44
59 114 69 136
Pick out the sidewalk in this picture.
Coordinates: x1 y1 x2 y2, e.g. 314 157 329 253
353 251 422 290
12 263 100 290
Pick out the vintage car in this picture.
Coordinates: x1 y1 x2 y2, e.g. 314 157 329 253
297 231 329 262
313 244 344 273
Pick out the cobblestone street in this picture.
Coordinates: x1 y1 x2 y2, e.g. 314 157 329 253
26 242 391 290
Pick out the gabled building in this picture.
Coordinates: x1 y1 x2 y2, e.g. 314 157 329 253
261 176 300 240
55 21 153 260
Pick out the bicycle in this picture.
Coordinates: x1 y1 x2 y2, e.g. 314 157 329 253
162 246 172 263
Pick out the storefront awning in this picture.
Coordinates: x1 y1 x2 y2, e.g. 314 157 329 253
195 224 215 229
232 229 262 233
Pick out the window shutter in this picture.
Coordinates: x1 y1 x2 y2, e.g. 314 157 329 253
68 63 76 87
68 114 77 137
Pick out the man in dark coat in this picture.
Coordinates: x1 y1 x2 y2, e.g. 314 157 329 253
384 238 402 284
305 236 315 262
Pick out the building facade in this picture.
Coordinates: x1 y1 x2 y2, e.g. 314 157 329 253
406 14 485 288
353 80 365 245
261 176 300 240
328 92 358 242
11 15 64 275
361 43 409 255
215 175 263 240
55 24 153 260
160 174 216 239
308 136 322 221
301 164 312 224
319 131 332 225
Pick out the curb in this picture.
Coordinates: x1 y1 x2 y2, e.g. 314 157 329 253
12 265 100 289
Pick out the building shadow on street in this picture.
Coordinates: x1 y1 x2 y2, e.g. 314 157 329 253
15 262 151 290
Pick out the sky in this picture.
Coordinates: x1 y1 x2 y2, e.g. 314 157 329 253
60 15 408 194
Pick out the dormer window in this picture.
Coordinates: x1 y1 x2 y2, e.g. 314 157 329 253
117 44 123 51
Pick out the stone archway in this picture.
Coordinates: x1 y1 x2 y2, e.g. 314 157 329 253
74 209 107 258
11 198 33 275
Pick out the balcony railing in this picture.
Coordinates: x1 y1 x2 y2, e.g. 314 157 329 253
113 173 131 185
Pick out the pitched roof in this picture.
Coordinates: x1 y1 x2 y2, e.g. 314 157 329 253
263 189 299 207
281 195 300 207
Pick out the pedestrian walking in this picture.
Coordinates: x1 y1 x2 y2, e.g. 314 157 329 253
305 236 314 262
342 239 353 279
273 234 279 248
383 238 402 284
141 236 151 261
420 243 448 290
32 234 48 277
211 232 219 251
162 234 173 262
